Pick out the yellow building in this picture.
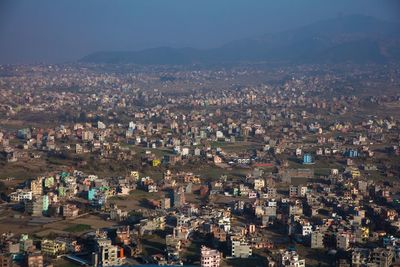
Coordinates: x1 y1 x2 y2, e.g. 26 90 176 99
152 159 161 167
44 177 55 188
41 239 66 256
349 168 361 178
360 227 369 239
130 171 139 181
30 177 43 196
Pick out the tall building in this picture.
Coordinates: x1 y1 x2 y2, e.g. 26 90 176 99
30 178 43 196
161 196 171 210
336 233 350 251
42 195 49 212
201 246 221 267
19 234 34 252
95 238 125 266
173 187 185 208
311 231 324 249
25 198 43 216
372 248 393 267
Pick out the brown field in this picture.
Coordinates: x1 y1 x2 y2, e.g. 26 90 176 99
0 206 114 237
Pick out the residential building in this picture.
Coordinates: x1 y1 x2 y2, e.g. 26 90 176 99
27 252 43 267
41 239 66 256
311 231 324 249
280 250 305 267
201 246 221 267
173 186 185 208
371 248 393 267
231 238 252 258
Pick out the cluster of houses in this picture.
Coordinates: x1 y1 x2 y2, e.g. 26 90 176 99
0 63 399 266
0 159 399 267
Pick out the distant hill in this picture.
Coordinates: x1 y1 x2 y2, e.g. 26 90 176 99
81 15 400 65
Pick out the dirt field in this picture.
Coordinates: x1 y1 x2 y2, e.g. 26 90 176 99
0 206 115 236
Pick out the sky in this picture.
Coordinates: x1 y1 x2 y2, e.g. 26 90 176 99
0 0 399 64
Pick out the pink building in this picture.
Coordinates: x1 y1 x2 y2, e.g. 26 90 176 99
201 246 221 267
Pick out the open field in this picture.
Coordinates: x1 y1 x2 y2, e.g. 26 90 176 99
0 208 115 236
63 223 92 233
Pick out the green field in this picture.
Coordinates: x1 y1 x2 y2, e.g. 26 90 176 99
63 224 92 233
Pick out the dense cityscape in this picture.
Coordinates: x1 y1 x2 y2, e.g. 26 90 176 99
0 61 399 267
1 1 400 267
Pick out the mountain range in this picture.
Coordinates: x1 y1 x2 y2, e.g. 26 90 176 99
81 15 400 65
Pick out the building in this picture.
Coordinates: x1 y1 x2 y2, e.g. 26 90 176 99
346 149 359 158
280 250 305 267
173 187 185 208
44 176 54 188
62 204 79 218
352 248 370 266
139 216 166 235
25 198 43 216
95 238 125 267
298 186 308 197
201 246 221 267
311 231 324 249
30 178 43 196
300 221 312 236
254 178 265 191
82 130 94 141
19 234 34 252
303 154 313 164
41 239 66 256
110 205 128 222
130 171 140 181
289 186 298 198
336 233 350 251
27 252 43 267
42 195 49 212
75 143 83 154
0 254 12 267
231 238 252 258
5 242 20 254
9 189 32 202
371 248 393 267
116 226 131 245
88 188 96 201
265 187 277 199
161 196 171 210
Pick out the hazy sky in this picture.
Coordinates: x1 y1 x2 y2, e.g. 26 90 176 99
0 0 399 64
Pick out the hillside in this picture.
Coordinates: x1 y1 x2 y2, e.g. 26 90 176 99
81 15 400 65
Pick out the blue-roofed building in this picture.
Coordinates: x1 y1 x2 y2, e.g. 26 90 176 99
345 149 359 158
303 153 313 164
88 188 97 201
42 195 49 212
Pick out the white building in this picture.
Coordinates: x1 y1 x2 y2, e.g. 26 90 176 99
10 189 33 202
300 222 312 236
336 232 350 251
280 250 305 267
201 246 221 267
254 178 265 191
231 238 252 258
97 121 106 129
